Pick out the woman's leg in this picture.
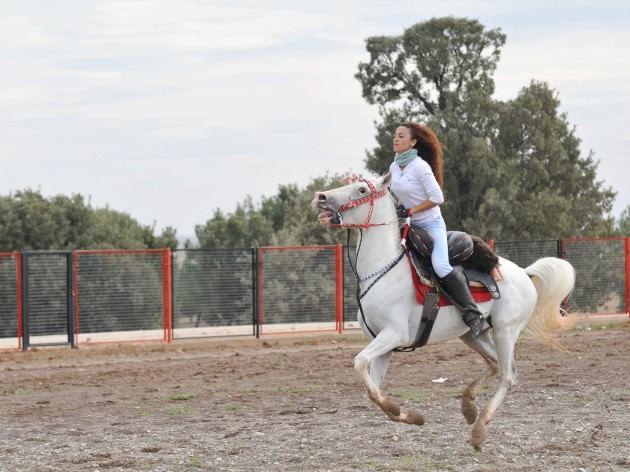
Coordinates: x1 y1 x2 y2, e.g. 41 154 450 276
423 218 452 278
422 218 484 337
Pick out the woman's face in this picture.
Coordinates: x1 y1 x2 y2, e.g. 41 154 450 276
393 126 416 153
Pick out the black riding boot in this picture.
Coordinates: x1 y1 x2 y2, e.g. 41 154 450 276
438 266 485 338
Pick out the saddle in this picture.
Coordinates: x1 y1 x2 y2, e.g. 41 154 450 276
405 225 501 300
393 226 500 352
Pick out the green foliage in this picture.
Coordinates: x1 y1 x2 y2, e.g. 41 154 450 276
0 189 177 251
195 197 274 249
356 17 616 239
76 254 165 334
356 17 505 115
182 174 355 331
172 249 254 328
479 81 616 239
0 190 177 339
195 174 349 249
617 205 630 235
564 239 626 313
168 393 195 401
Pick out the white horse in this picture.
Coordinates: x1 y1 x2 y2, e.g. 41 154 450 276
313 175 575 448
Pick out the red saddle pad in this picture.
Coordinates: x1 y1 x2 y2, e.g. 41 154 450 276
407 255 493 307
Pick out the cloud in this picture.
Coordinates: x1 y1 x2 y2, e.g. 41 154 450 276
1 1 628 233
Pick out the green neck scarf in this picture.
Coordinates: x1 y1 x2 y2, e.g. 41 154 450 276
395 148 418 167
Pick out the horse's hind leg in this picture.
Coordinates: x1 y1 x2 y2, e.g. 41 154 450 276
354 330 425 426
471 329 519 449
459 330 500 425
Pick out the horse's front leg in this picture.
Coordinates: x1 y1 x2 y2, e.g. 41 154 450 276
354 330 425 426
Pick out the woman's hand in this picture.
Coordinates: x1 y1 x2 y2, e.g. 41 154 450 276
395 204 411 219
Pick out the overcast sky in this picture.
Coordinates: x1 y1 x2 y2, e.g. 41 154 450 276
2 0 629 238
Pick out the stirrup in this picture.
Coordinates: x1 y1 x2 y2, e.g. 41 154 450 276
464 311 484 338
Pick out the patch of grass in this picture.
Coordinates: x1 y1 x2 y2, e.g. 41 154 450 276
168 393 195 401
391 387 429 403
188 456 203 468
292 386 314 396
361 460 377 471
223 403 243 411
391 453 444 471
167 406 193 415
14 388 34 395
609 389 630 401
591 321 629 331
574 320 630 332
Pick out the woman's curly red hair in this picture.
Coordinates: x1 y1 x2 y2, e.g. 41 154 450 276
400 122 444 187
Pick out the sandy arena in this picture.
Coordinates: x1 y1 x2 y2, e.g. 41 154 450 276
1 319 629 472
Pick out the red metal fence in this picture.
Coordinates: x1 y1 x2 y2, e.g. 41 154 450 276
73 249 172 345
171 249 254 339
1 238 628 350
257 245 343 336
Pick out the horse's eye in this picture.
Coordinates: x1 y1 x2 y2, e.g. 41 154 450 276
359 187 367 194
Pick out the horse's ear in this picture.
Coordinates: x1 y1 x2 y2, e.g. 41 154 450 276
380 172 391 188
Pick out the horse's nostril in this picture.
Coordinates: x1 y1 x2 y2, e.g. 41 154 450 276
318 193 327 202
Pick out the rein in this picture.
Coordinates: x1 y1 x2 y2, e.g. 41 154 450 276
346 229 405 341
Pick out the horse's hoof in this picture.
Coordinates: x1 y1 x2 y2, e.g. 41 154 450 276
461 401 478 425
381 397 401 417
404 409 425 426
471 422 486 448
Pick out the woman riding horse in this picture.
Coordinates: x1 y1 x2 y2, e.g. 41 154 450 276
390 122 484 337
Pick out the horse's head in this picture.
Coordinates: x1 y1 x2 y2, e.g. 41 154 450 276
312 173 394 228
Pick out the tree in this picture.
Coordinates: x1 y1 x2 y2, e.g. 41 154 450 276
195 197 274 249
478 81 616 238
356 17 505 120
617 205 630 235
0 189 178 251
355 17 615 239
195 174 348 249
265 174 349 246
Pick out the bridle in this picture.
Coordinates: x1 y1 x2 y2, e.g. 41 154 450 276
329 179 391 229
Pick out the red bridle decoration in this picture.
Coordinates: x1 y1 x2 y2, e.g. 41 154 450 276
331 179 389 229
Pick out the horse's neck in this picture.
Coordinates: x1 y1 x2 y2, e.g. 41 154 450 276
355 222 402 276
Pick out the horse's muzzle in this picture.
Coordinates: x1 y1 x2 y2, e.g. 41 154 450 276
312 192 341 226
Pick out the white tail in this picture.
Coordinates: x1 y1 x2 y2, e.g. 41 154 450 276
524 257 576 348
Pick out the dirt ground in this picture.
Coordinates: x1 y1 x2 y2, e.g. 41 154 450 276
1 319 629 472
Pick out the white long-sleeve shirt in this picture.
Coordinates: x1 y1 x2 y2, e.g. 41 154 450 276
389 157 444 224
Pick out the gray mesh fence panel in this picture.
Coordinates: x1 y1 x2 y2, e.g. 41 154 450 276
260 247 336 333
76 252 164 341
0 254 19 344
562 239 626 314
493 240 559 268
172 249 253 338
27 253 68 344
